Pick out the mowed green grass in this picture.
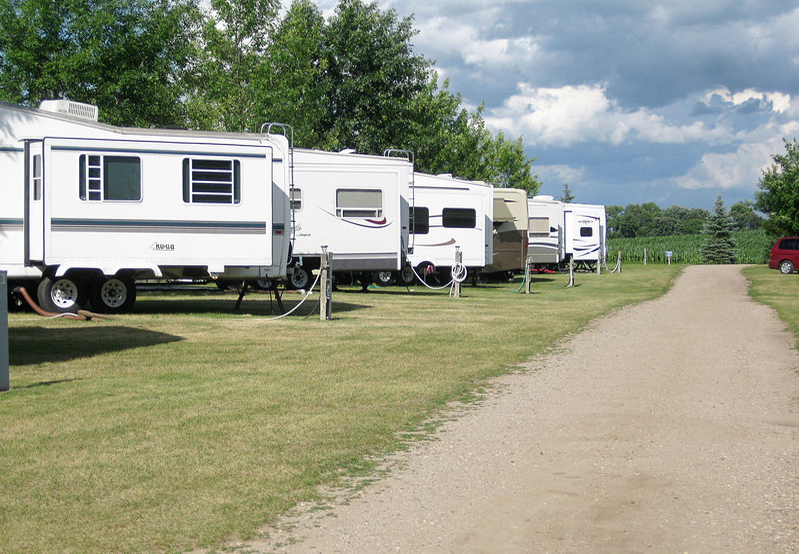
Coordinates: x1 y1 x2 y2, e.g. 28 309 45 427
742 265 799 346
4 265 684 552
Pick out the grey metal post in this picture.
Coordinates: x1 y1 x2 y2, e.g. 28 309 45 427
1 271 8 391
566 257 575 288
525 257 532 294
320 246 332 321
453 247 462 298
597 249 602 275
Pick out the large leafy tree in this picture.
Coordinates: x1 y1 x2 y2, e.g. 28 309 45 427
186 0 280 132
754 139 799 237
322 0 430 154
255 0 330 147
701 195 737 264
0 0 199 127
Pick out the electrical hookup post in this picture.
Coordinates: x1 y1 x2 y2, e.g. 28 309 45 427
1 271 8 391
320 246 333 321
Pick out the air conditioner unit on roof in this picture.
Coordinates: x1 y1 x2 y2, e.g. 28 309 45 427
38 100 99 122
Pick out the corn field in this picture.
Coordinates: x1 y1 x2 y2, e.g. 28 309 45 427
607 230 773 265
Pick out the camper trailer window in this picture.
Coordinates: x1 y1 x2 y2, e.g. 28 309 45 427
529 217 550 237
580 227 593 237
442 208 476 229
336 189 382 218
290 188 302 210
182 159 241 204
32 154 42 200
410 207 429 234
79 154 141 201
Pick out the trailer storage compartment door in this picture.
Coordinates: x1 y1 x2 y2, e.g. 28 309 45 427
23 140 45 265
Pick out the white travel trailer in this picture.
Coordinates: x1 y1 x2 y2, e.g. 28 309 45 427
403 172 493 284
563 202 607 266
286 148 412 289
526 195 565 267
481 187 529 275
0 100 292 313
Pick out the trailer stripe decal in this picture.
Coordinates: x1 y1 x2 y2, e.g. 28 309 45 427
51 219 266 234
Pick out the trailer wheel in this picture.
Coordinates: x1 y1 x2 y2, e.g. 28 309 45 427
37 275 86 314
396 266 416 286
372 271 394 286
288 266 311 290
90 275 137 314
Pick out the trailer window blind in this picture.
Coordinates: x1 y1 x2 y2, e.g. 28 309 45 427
529 217 549 237
290 188 302 210
336 189 382 218
580 226 594 237
183 159 240 204
442 208 476 229
410 207 429 234
80 154 141 201
32 154 42 200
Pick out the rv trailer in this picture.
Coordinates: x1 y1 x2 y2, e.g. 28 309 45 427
526 195 565 267
563 202 607 267
286 148 412 289
481 187 529 276
402 172 493 284
0 100 292 313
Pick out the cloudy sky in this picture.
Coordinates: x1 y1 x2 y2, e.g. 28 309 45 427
310 0 798 209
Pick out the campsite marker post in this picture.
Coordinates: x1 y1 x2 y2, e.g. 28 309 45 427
453 247 462 298
524 257 532 294
566 257 575 288
0 271 8 391
320 247 332 321
666 251 673 265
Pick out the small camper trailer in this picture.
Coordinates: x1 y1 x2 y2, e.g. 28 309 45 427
481 187 529 275
563 202 607 266
1 101 292 313
526 195 564 267
403 173 493 284
286 148 412 289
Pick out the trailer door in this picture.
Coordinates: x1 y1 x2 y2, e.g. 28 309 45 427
23 140 45 265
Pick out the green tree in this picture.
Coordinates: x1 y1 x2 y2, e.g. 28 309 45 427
754 139 799 237
559 183 575 203
0 0 199 127
322 0 430 153
701 195 737 264
256 0 331 147
729 200 764 231
186 0 280 132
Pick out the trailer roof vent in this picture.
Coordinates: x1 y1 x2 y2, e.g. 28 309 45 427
38 100 99 122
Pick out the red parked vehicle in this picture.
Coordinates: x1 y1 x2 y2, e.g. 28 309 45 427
768 237 799 274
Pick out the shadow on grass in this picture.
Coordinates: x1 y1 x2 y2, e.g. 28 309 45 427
9 326 184 365
134 288 372 316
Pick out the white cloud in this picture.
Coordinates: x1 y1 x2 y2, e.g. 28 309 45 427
486 83 728 148
676 139 783 190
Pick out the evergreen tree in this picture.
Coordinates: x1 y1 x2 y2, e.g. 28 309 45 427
701 195 737 264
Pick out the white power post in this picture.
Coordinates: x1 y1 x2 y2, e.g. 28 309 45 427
1 271 8 391
320 246 332 321
525 257 532 294
453 247 462 298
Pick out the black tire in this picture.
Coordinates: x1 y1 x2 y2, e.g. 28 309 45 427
779 259 795 274
37 275 86 314
89 274 137 314
396 266 416 286
288 266 312 290
372 270 394 286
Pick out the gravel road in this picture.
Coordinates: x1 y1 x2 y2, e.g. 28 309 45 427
247 265 799 553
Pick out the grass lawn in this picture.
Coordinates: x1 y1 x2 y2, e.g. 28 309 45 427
2 264 688 551
742 265 799 347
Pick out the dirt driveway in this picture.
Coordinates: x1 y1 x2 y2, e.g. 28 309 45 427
251 265 799 552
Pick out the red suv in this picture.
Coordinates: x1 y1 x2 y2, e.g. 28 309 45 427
769 237 799 274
